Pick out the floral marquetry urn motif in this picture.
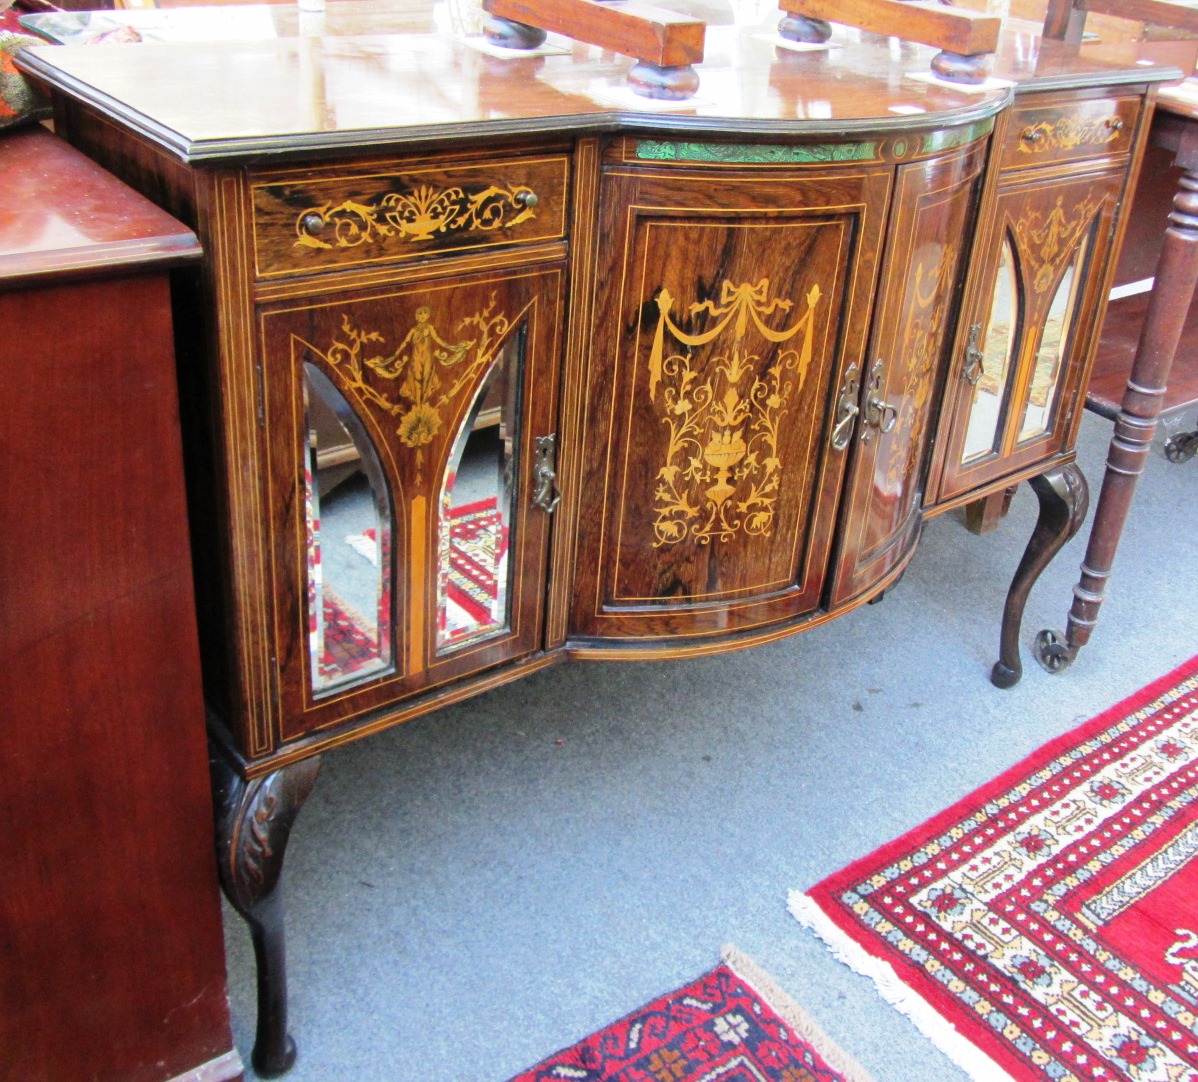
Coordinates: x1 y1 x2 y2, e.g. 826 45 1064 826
646 278 822 546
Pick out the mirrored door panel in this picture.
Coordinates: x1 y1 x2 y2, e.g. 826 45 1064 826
261 263 564 743
962 237 1019 463
1018 235 1089 444
933 166 1121 504
435 328 522 653
304 364 394 695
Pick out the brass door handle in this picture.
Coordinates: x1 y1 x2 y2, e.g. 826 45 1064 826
863 358 897 439
830 363 861 452
962 322 985 386
532 433 561 513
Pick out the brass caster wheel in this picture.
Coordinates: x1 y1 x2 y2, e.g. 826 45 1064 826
1034 628 1074 675
1164 430 1198 464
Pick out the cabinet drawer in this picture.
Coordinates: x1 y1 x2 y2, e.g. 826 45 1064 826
250 154 569 278
1000 94 1140 170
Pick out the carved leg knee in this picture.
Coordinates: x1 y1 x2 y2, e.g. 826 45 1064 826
210 746 322 1078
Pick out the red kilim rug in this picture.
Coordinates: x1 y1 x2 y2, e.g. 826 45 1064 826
790 654 1198 1081
507 947 872 1082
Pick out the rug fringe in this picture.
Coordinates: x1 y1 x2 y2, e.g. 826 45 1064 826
720 944 875 1082
786 892 1015 1082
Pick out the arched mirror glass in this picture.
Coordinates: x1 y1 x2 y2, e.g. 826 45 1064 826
304 363 393 694
1019 234 1089 444
962 237 1018 463
435 325 524 653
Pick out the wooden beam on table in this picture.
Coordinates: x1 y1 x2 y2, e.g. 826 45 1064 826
483 0 706 68
1083 0 1198 35
777 0 1001 56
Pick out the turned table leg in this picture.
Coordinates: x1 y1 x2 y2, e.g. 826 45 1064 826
1036 124 1198 676
991 462 1089 688
210 747 322 1078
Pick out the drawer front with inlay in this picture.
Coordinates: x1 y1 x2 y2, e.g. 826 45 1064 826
1001 94 1140 171
250 154 569 279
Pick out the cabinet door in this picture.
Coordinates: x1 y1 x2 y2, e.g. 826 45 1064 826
569 162 891 645
934 165 1123 500
829 140 987 606
259 264 563 741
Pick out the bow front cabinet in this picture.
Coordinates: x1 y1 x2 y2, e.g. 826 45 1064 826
19 16 1169 1072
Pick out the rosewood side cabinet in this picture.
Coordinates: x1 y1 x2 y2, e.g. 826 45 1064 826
16 10 1174 1073
0 127 242 1082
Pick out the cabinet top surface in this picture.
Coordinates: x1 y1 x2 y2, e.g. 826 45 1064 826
0 126 200 283
17 0 1176 163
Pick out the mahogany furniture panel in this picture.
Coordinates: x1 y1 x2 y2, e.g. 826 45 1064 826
931 87 1149 507
569 151 893 644
0 127 241 1082
829 136 989 605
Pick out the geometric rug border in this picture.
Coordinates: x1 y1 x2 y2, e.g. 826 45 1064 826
789 652 1198 1082
720 944 876 1082
788 890 1011 1080
506 945 877 1082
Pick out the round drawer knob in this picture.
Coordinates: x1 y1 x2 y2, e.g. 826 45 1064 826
1021 127 1045 144
1106 117 1125 132
514 190 539 209
300 212 327 236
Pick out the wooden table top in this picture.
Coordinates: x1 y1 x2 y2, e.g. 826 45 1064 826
16 0 1181 163
0 126 200 285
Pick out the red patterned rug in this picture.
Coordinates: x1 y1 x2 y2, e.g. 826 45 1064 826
440 496 506 644
790 655 1198 1081
507 947 872 1082
318 587 381 681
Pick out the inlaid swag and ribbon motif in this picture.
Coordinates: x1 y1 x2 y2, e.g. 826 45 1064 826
646 277 822 547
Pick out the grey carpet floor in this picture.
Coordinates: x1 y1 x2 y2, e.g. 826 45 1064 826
223 407 1197 1081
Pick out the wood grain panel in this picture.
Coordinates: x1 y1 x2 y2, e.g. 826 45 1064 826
570 161 892 644
829 138 988 606
1001 92 1141 170
251 154 569 278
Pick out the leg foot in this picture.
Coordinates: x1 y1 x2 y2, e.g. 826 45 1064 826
211 746 322 1079
627 61 700 100
992 463 1089 688
1034 627 1076 675
1164 424 1198 463
482 15 547 49
990 658 1021 689
777 14 832 43
930 49 991 84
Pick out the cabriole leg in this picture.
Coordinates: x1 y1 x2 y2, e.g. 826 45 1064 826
210 746 322 1078
991 463 1089 688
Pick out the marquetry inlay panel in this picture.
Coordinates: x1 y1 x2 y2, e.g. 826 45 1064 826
250 154 569 279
